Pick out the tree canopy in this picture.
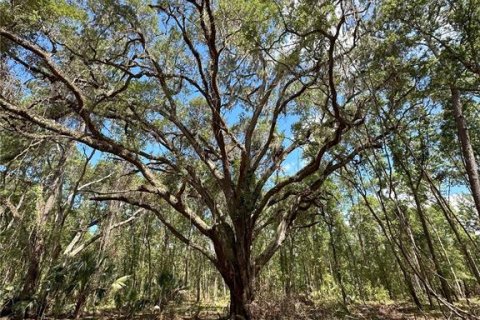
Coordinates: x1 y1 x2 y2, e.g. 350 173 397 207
1 0 480 319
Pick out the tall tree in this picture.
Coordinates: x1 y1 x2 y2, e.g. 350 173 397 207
0 0 398 318
379 0 480 219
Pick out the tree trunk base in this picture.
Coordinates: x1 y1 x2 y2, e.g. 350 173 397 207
228 293 253 320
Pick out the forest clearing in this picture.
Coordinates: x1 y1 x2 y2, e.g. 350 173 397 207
1 0 480 319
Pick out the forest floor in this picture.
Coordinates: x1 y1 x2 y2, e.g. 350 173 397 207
153 298 480 319
14 299 479 320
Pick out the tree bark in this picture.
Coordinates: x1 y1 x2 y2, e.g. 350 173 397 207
451 87 480 219
73 291 87 319
19 238 41 301
219 262 255 320
212 222 255 319
228 284 254 320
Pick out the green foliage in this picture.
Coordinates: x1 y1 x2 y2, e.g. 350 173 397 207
111 275 131 293
1 0 480 318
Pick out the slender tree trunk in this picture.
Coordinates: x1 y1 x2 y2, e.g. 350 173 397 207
412 192 453 303
325 216 348 305
279 247 289 296
279 238 294 296
433 226 462 299
213 276 218 301
9 231 43 319
394 153 454 303
73 291 87 319
346 235 364 301
353 166 423 309
196 260 202 303
393 198 434 307
359 188 422 309
20 240 41 301
451 87 480 219
366 144 435 306
425 172 480 285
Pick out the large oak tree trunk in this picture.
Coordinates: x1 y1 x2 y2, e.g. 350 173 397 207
227 277 254 320
212 221 256 319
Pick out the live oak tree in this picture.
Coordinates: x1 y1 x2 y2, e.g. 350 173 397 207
0 0 405 318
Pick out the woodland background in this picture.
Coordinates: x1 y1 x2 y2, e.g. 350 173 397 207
0 0 480 319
